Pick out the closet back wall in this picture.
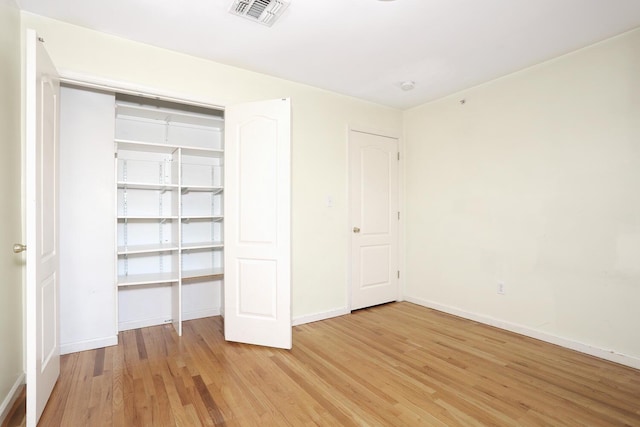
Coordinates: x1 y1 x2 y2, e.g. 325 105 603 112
22 12 403 335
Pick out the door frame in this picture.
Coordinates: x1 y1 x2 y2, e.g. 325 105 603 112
58 71 226 111
43 71 228 341
39 70 292 347
347 125 404 310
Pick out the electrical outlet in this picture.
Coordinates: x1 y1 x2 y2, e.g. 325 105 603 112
497 282 506 295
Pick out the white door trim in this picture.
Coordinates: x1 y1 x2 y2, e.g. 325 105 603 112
58 70 226 111
348 124 401 140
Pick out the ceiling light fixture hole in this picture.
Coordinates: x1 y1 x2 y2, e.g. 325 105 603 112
400 81 415 91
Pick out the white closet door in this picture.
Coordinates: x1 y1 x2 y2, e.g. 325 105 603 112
224 98 291 349
25 29 60 426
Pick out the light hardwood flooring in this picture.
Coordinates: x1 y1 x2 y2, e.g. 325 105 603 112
7 302 640 426
1 386 25 427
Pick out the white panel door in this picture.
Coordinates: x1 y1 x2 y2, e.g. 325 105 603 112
25 30 60 426
224 98 291 349
350 130 399 310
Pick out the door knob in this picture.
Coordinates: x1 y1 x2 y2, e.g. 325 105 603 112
353 227 360 233
13 243 27 253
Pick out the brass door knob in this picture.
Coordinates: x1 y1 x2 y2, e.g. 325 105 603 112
13 243 27 253
353 227 360 233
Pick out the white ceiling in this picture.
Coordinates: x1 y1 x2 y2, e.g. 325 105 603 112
16 0 640 109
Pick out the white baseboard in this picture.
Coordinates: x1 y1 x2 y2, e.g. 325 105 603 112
60 335 118 355
183 307 220 322
119 308 221 332
293 307 350 326
119 316 174 331
405 296 640 370
0 373 25 425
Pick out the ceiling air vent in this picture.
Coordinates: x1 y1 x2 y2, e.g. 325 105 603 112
229 0 290 26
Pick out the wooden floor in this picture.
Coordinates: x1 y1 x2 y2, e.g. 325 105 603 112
12 302 640 426
1 386 25 427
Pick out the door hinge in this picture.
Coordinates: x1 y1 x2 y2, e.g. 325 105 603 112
398 211 400 220
397 152 400 161
397 270 400 279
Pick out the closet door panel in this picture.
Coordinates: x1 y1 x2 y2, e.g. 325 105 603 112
59 85 117 353
224 98 291 349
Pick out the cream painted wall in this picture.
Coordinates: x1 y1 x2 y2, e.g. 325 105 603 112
20 12 403 321
0 0 24 417
404 28 640 362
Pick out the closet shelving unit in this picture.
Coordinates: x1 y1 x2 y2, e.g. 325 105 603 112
115 96 224 335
